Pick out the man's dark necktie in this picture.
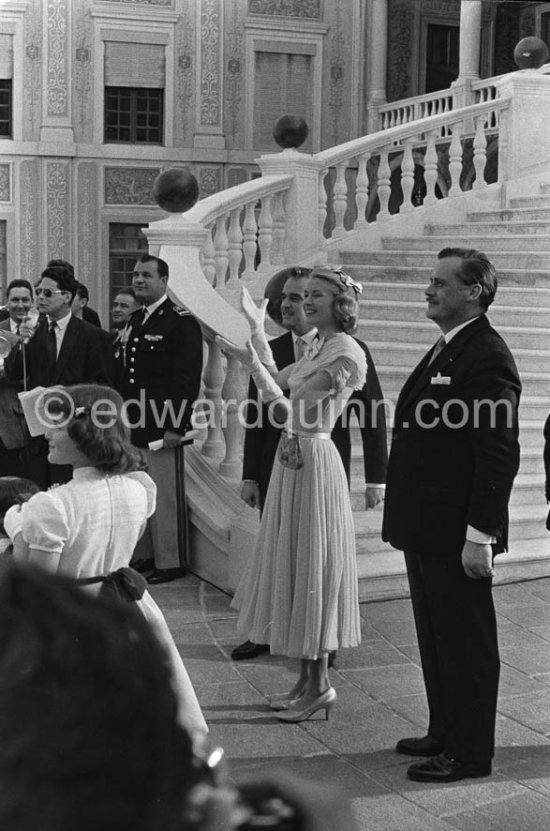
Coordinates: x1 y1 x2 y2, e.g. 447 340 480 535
428 336 446 366
46 320 57 375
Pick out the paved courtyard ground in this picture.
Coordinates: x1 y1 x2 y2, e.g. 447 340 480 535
150 574 550 831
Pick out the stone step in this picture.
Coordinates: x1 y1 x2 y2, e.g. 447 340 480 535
359 298 550 327
466 207 550 223
382 234 550 252
358 317 550 351
368 340 550 373
344 249 550 269
431 219 550 235
356 536 550 602
509 194 550 209
345 264 550 290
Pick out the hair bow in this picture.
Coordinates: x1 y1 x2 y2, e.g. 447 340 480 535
331 266 363 296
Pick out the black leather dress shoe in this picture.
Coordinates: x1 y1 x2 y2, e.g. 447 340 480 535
231 640 269 660
147 567 186 585
396 735 445 757
407 753 491 783
131 558 155 574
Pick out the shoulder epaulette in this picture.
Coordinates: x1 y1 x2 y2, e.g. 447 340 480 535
173 305 191 317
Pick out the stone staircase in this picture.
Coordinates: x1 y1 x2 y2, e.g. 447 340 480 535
340 188 550 600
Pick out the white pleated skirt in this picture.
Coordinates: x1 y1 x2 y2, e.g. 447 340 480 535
232 435 361 660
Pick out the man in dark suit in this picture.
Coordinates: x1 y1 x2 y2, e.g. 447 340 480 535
382 248 521 783
0 280 34 478
116 254 203 585
4 265 115 488
232 266 388 660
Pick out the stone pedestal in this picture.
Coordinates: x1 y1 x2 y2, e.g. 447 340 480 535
496 72 550 181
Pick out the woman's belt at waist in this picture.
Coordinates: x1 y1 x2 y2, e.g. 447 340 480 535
286 430 331 440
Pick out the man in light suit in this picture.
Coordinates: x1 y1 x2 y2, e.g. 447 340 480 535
4 265 115 487
0 280 34 477
383 248 521 783
232 265 388 660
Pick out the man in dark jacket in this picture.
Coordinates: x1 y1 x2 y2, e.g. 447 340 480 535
383 248 521 783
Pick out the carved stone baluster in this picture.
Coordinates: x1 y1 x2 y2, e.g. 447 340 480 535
448 122 464 197
200 338 224 458
201 224 216 286
241 200 258 281
214 215 229 288
219 354 243 478
472 115 487 190
332 161 348 238
355 151 370 230
400 139 415 213
318 169 329 238
376 147 392 221
423 130 439 206
271 191 286 264
257 195 274 271
226 207 243 288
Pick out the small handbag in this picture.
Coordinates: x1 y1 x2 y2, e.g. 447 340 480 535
278 432 303 470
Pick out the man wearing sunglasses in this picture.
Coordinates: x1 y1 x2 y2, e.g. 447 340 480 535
4 264 115 487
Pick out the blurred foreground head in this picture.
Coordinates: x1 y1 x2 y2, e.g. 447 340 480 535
0 565 197 831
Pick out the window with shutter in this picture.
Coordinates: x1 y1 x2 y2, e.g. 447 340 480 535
104 41 165 144
0 34 13 139
109 224 148 299
253 51 313 152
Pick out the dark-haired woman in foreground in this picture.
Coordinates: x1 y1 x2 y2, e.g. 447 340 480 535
4 383 207 736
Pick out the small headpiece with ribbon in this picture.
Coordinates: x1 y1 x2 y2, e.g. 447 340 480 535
312 265 363 296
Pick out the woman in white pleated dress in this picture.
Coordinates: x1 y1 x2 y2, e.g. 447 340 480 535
4 383 207 737
225 267 367 722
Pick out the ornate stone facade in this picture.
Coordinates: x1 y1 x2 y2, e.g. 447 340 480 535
0 166 10 202
327 0 345 146
175 2 195 145
76 162 99 285
19 160 41 282
224 0 244 146
199 166 222 197
46 0 69 117
24 0 42 140
387 0 415 102
104 167 161 205
200 0 222 127
46 161 70 258
248 0 321 18
73 0 93 142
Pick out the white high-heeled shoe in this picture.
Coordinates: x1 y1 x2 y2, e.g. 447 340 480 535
275 687 337 723
268 687 306 711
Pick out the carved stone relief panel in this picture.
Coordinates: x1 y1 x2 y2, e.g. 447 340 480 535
19 160 41 282
200 0 222 127
96 0 174 5
46 160 70 259
46 0 69 117
76 162 99 286
175 1 195 145
199 166 222 197
0 166 10 202
104 168 161 205
224 0 244 146
248 0 321 18
387 0 415 102
24 0 42 139
327 0 345 147
73 0 93 142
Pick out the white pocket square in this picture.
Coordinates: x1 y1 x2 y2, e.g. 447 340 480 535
431 373 451 385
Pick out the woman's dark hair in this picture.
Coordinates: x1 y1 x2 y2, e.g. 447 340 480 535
0 477 41 533
42 385 147 474
0 564 198 831
309 266 361 334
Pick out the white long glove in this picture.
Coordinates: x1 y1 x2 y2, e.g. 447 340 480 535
215 337 283 403
240 287 275 367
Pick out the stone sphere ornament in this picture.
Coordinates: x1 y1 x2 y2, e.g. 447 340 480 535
273 115 309 149
153 167 199 213
513 36 549 70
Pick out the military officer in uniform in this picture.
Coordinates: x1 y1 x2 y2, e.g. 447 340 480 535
117 254 203 584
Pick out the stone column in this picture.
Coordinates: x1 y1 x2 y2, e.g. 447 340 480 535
451 0 482 107
193 0 225 149
366 0 388 133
